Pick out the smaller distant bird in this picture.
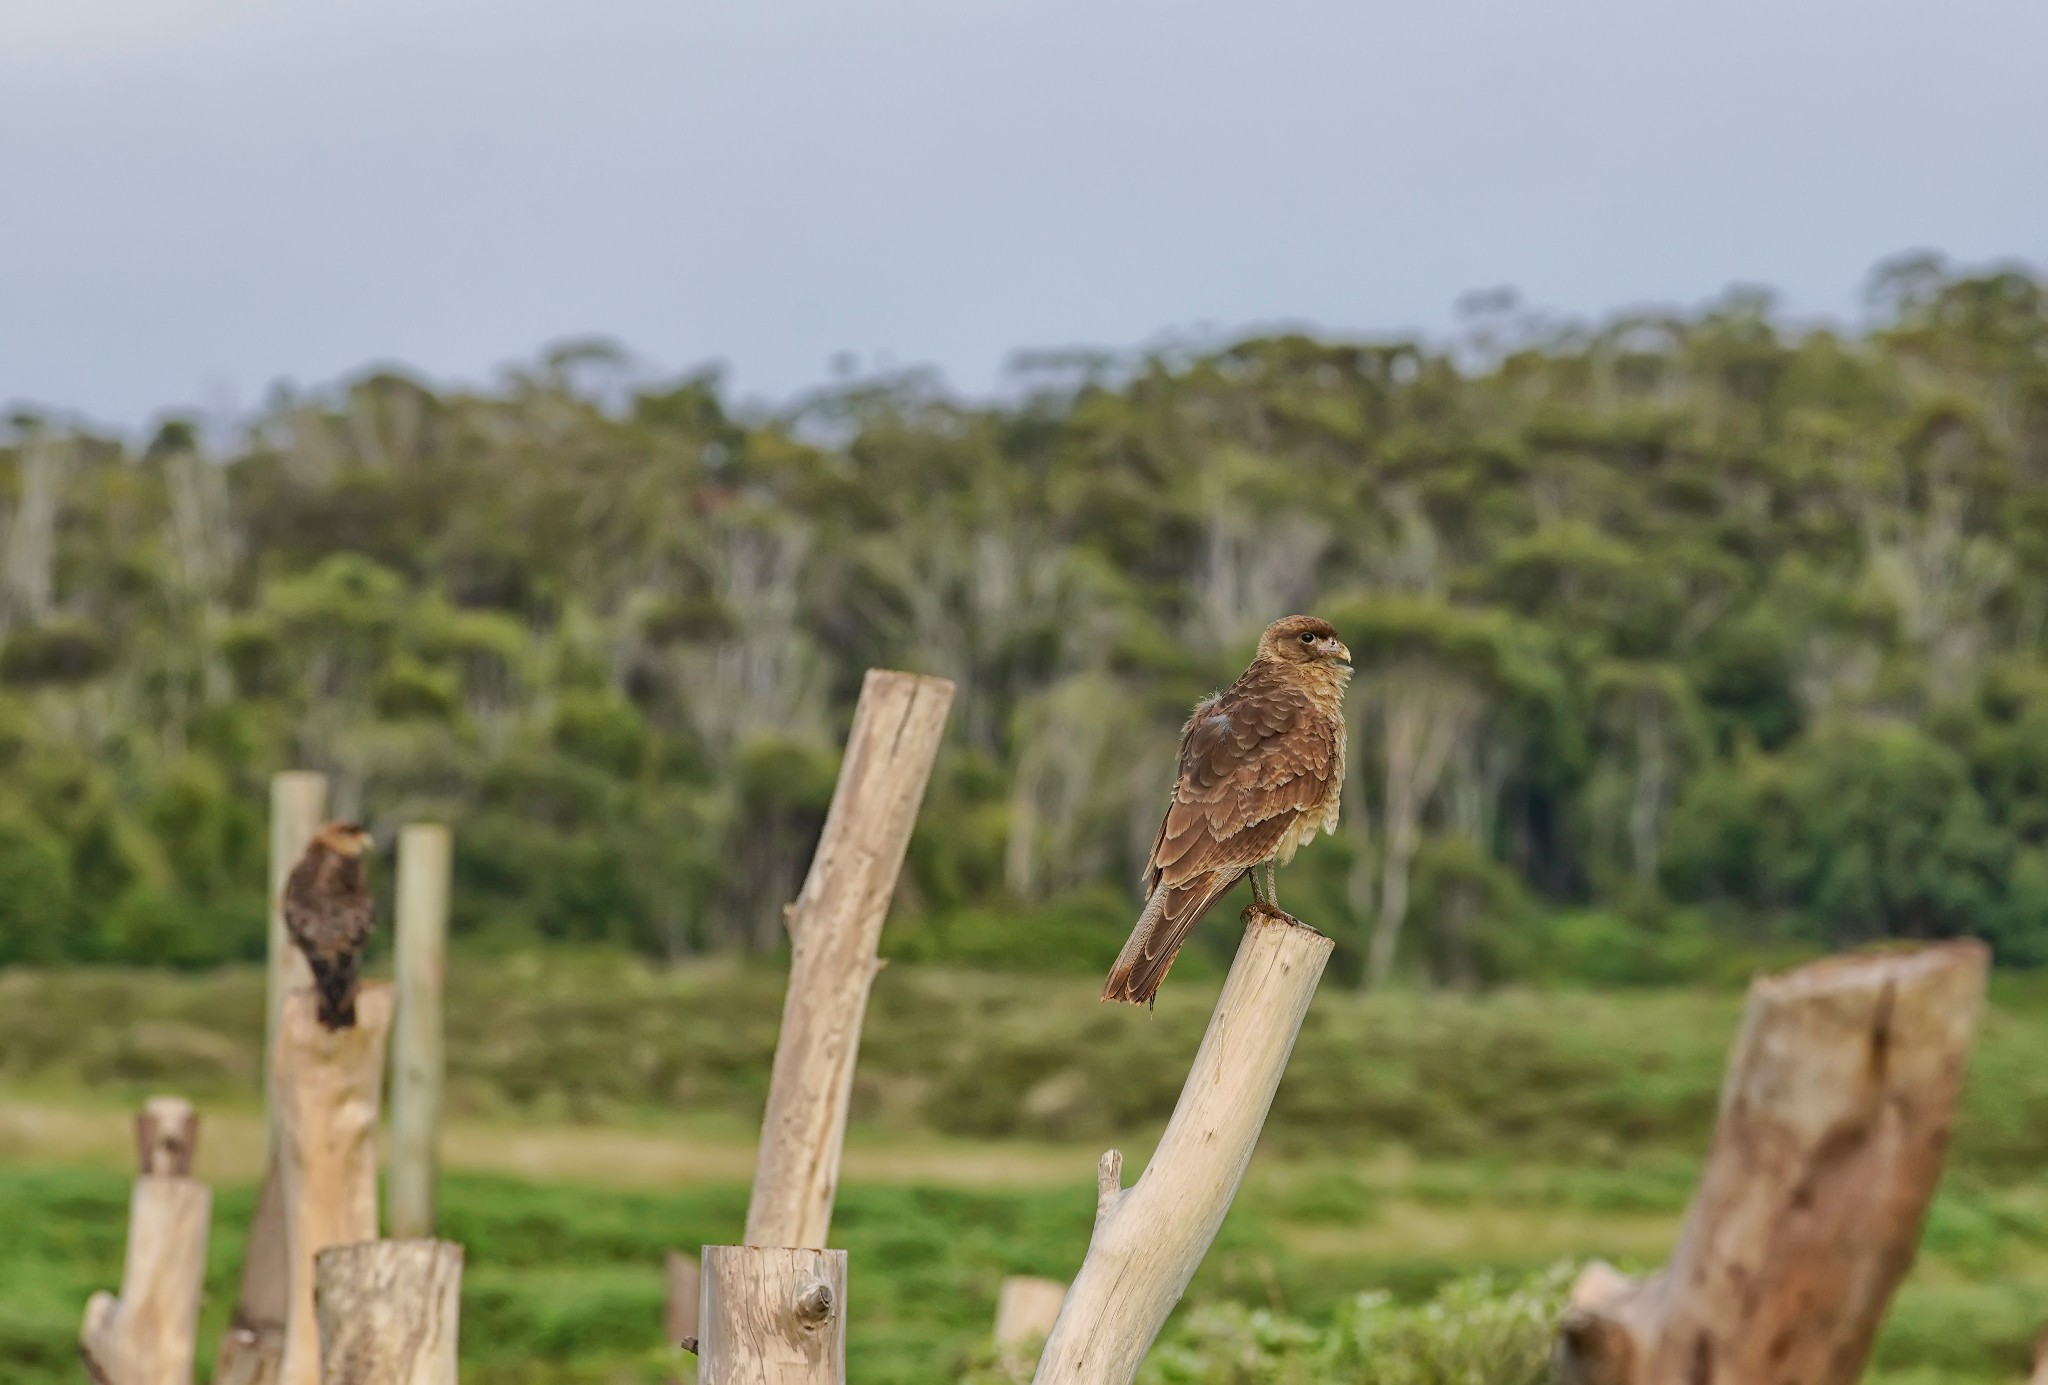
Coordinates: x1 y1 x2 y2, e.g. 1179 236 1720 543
1103 615 1352 1007
283 821 376 1029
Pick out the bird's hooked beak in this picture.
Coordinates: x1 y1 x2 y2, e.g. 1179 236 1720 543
1319 637 1351 664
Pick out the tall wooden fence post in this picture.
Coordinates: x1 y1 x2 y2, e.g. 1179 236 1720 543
216 771 327 1385
1031 905 1334 1385
80 1097 212 1385
390 823 451 1240
698 1247 847 1385
1555 940 1990 1385
275 985 396 1385
743 668 955 1249
313 1241 463 1385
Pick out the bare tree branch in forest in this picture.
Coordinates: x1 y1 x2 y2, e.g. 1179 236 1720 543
1363 665 1485 989
3 433 65 628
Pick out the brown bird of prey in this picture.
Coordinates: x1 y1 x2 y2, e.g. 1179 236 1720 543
283 821 375 1029
1103 615 1351 1006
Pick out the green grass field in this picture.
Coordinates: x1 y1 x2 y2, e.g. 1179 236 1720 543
3 956 2045 1382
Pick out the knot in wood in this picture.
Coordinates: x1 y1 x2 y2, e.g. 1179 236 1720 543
792 1279 835 1330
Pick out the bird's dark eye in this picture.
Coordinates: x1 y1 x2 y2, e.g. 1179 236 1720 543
1299 631 1316 644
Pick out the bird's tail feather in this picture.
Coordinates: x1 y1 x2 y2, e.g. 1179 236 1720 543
312 954 361 1030
1102 870 1245 1006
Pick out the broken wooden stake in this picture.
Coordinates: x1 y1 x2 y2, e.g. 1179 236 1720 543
994 1276 1066 1347
275 984 396 1385
744 668 954 1250
1031 905 1334 1385
80 1097 211 1385
1554 940 1990 1385
665 1251 702 1350
313 1240 463 1385
697 1246 847 1385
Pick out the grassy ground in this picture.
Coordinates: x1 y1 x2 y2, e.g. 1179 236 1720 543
6 954 2047 1175
3 1151 2043 1384
2 956 2045 1381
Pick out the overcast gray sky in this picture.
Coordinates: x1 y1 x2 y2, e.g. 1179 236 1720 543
3 0 2043 429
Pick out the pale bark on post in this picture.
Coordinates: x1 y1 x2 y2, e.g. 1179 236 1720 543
994 1276 1067 1347
389 823 452 1240
1556 940 1990 1385
216 771 328 1385
275 984 396 1385
743 668 955 1249
697 1246 847 1385
312 1240 462 1385
2030 1326 2048 1385
1032 906 1334 1385
80 1098 211 1385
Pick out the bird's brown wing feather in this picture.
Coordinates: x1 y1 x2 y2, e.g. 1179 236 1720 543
282 848 374 1028
1146 667 1341 891
1108 665 1341 1006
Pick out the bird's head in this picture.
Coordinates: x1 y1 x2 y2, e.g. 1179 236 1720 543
1259 615 1350 668
313 821 374 858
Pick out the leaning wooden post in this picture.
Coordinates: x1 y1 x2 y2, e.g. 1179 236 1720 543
1555 940 1990 1385
1031 905 1334 1385
216 771 327 1385
313 1241 463 1385
80 1097 212 1385
742 668 955 1248
275 984 396 1385
697 1247 847 1385
389 823 451 1240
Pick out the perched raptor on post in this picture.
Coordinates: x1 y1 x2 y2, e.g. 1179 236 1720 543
282 821 376 1029
1103 615 1351 1006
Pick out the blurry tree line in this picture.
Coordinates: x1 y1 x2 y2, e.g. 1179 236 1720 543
2 253 2046 982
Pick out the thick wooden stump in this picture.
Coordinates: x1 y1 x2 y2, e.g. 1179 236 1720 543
313 1240 462 1385
1555 940 1989 1385
80 1098 212 1385
698 1246 848 1385
275 984 396 1385
745 669 954 1250
1032 906 1334 1385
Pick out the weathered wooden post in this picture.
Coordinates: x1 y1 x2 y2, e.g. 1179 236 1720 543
313 1241 463 1385
389 823 451 1240
1031 905 1334 1385
742 668 955 1248
2031 1326 2048 1385
697 1247 848 1385
1555 940 1989 1385
216 770 327 1385
695 669 952 1384
275 984 397 1385
80 1097 212 1385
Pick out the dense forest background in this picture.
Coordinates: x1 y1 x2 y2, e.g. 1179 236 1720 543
3 254 2045 984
